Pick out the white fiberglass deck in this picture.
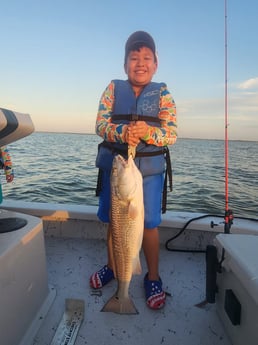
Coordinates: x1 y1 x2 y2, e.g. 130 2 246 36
33 236 231 345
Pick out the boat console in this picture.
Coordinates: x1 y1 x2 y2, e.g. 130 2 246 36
0 107 34 232
0 108 55 345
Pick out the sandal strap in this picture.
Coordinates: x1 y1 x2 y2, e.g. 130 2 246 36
90 265 114 289
144 273 166 309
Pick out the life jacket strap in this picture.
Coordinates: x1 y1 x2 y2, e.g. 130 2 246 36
111 114 161 123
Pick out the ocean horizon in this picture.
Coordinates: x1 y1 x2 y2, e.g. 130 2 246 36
35 131 258 143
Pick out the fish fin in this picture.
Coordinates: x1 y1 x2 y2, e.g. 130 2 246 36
132 255 142 275
128 201 138 219
108 227 117 278
101 295 138 315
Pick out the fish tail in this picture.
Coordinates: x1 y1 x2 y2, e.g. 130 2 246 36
101 294 138 315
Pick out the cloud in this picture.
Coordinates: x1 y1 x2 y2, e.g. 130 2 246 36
230 92 258 110
237 77 258 90
177 92 258 141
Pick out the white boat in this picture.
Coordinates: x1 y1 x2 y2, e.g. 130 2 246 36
1 25 258 341
0 199 258 345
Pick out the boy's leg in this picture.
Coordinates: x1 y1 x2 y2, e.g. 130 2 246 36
90 168 115 289
142 227 160 280
142 227 166 309
89 224 115 289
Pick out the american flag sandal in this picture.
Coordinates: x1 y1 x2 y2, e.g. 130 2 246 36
144 273 166 309
90 265 115 289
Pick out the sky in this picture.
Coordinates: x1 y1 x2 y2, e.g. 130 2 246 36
1 0 257 141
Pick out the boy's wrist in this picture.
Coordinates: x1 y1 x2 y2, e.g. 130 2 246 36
141 127 151 141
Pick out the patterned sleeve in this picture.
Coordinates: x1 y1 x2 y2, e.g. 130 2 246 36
141 85 177 146
95 81 127 143
0 146 14 177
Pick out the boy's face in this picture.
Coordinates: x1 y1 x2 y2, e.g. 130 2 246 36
124 46 157 89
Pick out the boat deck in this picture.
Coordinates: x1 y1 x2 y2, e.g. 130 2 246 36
33 236 231 345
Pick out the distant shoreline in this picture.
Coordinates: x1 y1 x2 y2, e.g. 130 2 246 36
34 131 257 143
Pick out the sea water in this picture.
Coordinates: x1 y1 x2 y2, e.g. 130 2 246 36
2 132 257 219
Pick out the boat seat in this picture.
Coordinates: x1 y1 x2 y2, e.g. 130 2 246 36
215 233 258 305
215 233 258 345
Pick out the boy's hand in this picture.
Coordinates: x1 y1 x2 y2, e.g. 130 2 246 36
125 124 140 146
128 121 149 141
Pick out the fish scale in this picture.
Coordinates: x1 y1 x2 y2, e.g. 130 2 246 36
111 198 139 281
101 154 144 314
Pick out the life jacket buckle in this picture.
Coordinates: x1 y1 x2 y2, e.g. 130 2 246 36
130 114 139 121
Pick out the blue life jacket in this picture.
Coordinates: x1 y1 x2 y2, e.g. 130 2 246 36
96 80 167 176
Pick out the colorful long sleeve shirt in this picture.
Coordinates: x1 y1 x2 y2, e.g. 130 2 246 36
95 81 177 147
0 146 14 179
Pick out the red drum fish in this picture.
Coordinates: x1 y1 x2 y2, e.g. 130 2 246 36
101 154 144 314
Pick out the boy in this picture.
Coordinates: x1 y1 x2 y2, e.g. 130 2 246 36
90 31 177 309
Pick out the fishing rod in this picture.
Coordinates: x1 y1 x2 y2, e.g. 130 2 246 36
203 3 233 304
166 1 234 258
224 0 233 234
